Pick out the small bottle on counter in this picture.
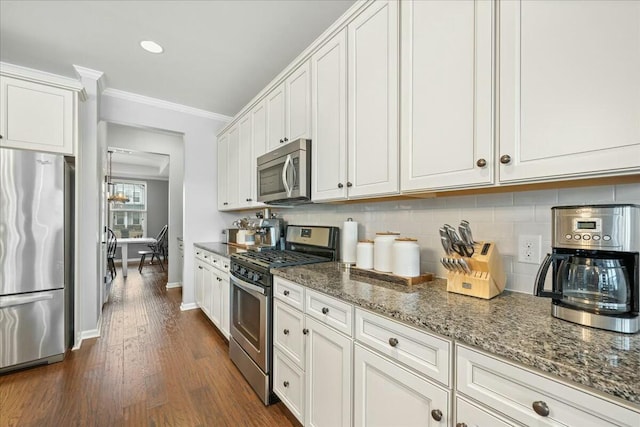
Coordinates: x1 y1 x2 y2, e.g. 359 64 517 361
356 240 374 270
374 232 400 272
392 238 420 277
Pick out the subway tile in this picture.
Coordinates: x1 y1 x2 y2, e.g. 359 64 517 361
476 192 514 207
514 222 551 242
475 222 513 240
514 189 559 205
615 183 640 203
444 195 477 209
460 207 494 222
513 261 543 276
432 208 462 225
494 206 535 223
534 205 554 223
558 185 614 204
507 273 537 294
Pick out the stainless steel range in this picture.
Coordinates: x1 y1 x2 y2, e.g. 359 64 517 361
229 225 339 405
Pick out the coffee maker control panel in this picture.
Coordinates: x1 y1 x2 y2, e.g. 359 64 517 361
552 204 639 252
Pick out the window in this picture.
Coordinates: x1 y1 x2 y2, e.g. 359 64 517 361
109 180 147 238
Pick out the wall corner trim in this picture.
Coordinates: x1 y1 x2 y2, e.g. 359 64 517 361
166 281 183 289
180 302 198 311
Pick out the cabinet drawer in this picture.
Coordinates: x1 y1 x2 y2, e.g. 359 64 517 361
273 349 304 424
355 308 451 387
305 289 353 337
456 396 515 427
456 345 640 427
273 299 305 369
274 277 305 311
219 256 230 273
194 247 206 261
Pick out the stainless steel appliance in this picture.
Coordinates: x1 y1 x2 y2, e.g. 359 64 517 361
229 225 339 404
535 204 639 333
257 138 311 205
0 148 74 372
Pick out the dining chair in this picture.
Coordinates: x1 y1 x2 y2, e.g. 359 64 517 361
107 228 117 279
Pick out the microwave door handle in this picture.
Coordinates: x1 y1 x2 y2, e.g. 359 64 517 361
282 154 293 197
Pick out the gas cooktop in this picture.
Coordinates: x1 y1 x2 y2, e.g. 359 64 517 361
232 249 330 269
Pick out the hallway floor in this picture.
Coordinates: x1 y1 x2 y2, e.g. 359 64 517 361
0 267 298 427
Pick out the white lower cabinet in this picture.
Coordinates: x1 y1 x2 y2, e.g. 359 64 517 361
455 396 515 427
305 316 353 427
193 248 230 339
456 344 640 427
219 274 230 339
354 343 449 426
274 349 305 423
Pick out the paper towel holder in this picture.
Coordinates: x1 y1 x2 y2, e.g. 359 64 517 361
341 217 358 266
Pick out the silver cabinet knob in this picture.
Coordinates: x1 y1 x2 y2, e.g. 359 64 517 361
284 137 289 142
346 182 353 187
283 290 290 296
456 423 468 427
500 154 512 164
283 381 289 388
283 329 289 335
338 183 344 188
431 409 443 421
247 198 252 202
476 158 487 168
279 139 284 143
388 337 399 347
223 202 228 206
198 266 203 270
321 307 329 315
532 401 549 417
302 328 309 335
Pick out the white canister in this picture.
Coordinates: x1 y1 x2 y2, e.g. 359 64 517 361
373 232 400 272
356 240 374 270
392 238 420 277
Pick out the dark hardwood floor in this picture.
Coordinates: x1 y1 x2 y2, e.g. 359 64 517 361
0 265 298 427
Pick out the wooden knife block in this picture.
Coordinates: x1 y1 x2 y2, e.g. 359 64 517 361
446 241 506 300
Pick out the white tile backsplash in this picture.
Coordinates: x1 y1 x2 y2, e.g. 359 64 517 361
275 184 639 294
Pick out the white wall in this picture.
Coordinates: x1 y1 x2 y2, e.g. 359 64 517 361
100 90 234 309
276 183 640 294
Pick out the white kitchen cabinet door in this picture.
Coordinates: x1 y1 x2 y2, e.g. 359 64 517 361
226 125 240 209
237 114 253 207
251 100 267 208
266 83 286 152
455 396 516 427
209 271 222 328
194 258 206 309
499 0 640 183
347 0 399 199
217 134 229 210
305 316 352 427
219 275 230 339
354 344 450 427
0 76 75 154
286 60 311 142
400 0 494 192
273 349 305 424
274 299 305 369
311 29 348 202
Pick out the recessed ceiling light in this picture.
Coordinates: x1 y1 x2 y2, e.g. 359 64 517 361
140 40 164 54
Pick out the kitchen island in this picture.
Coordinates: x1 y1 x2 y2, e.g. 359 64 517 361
271 262 640 409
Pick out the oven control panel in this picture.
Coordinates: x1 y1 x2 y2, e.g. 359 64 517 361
231 262 265 286
552 205 639 252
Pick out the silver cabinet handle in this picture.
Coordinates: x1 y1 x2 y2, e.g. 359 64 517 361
532 401 550 417
283 381 289 387
321 307 329 315
388 337 399 347
283 329 289 335
476 158 487 168
500 154 512 164
338 183 343 188
302 328 309 335
283 290 290 296
431 409 443 421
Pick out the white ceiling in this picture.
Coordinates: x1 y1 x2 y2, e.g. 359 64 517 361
110 149 170 180
0 0 356 117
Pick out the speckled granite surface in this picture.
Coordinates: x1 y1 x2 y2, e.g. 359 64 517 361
272 262 640 408
193 242 245 258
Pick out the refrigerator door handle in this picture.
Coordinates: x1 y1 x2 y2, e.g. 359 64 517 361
0 293 55 308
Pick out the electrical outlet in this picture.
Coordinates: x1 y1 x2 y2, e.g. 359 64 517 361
518 234 542 264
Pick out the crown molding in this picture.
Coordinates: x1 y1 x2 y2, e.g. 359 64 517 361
73 65 105 99
0 61 84 92
102 88 233 123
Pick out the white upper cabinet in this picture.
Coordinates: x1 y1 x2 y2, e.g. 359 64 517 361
348 0 399 199
400 0 494 192
0 75 76 155
499 0 640 183
311 29 348 202
217 133 229 210
226 125 240 209
266 60 311 153
237 114 254 207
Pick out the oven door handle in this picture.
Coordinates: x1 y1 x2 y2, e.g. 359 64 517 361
231 275 266 296
282 154 293 197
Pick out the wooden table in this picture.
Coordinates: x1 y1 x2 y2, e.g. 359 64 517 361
119 237 157 277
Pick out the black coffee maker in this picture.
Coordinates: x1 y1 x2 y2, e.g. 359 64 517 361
535 204 639 333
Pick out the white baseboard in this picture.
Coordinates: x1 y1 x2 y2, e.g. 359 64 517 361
180 302 198 311
166 281 182 289
73 314 103 350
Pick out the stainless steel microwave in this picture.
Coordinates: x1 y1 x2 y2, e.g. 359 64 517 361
257 138 311 205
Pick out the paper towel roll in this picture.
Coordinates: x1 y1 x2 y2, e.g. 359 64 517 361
341 218 358 264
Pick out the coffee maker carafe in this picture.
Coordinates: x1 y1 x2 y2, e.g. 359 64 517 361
535 204 639 333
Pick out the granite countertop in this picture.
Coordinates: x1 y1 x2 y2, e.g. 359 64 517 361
271 262 640 408
193 242 246 258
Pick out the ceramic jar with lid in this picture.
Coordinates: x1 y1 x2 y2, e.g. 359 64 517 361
374 232 400 272
392 238 420 277
356 240 374 270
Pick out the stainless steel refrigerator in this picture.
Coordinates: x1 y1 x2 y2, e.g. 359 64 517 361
0 147 74 372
